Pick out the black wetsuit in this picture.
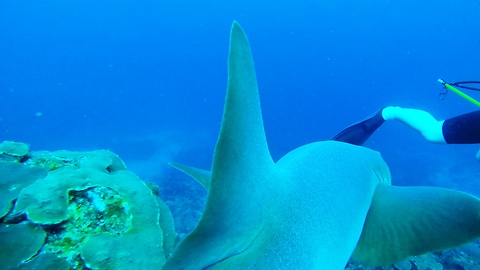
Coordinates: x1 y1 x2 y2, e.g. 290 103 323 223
443 110 480 144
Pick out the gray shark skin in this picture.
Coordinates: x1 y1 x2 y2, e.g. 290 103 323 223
163 22 480 269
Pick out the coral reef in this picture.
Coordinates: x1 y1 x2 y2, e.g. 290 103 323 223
0 141 177 269
0 141 29 161
2 139 479 269
0 223 47 269
0 161 48 220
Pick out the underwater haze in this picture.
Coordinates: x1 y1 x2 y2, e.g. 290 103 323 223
1 0 480 197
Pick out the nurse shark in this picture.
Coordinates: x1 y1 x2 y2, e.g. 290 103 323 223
163 22 480 269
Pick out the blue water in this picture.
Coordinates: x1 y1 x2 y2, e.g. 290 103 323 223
1 1 480 194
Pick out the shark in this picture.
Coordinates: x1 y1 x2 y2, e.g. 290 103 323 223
163 22 480 269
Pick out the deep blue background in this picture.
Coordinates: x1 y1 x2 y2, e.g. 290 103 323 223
1 1 480 194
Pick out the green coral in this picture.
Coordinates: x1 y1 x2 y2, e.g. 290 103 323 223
17 253 70 270
0 161 48 219
0 223 47 269
41 186 133 268
25 154 75 171
0 141 178 269
68 187 132 235
24 149 126 172
0 141 29 160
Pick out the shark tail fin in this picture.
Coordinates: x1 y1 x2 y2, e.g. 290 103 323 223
353 184 480 265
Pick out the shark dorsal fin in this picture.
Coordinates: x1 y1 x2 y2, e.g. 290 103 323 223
163 21 275 270
212 21 274 175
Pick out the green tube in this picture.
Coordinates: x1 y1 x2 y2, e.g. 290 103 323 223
445 83 480 107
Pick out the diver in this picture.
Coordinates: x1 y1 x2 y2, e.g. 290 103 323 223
332 80 480 147
332 106 480 145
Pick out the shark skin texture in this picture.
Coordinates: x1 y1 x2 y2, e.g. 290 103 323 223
163 22 480 270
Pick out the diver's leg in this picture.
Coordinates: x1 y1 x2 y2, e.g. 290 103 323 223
381 106 446 144
441 110 480 144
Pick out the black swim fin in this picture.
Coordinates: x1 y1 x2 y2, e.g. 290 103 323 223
332 109 385 145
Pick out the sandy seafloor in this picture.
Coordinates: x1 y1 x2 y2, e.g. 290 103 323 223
1 0 480 269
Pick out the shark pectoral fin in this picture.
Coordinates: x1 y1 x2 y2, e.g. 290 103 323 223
353 184 480 266
169 162 211 189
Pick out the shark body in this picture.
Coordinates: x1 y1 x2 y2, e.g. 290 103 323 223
163 22 480 269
